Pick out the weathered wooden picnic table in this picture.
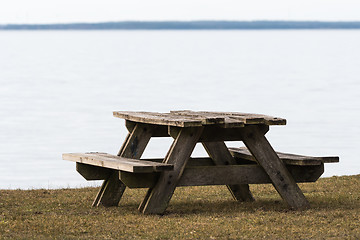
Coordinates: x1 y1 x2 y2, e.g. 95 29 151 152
63 110 339 214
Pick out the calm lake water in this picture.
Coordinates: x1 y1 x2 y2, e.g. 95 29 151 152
0 30 359 189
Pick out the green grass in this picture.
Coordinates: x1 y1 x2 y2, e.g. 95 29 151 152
1 175 359 239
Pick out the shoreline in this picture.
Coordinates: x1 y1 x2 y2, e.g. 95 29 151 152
2 20 360 30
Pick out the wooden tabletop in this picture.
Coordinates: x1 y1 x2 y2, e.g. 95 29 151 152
113 110 286 128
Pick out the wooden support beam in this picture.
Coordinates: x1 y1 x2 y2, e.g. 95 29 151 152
119 171 160 188
92 171 125 207
240 125 310 209
136 157 216 166
118 123 156 159
140 127 204 214
169 124 269 142
92 123 153 207
180 164 324 186
118 164 324 188
126 120 169 137
76 163 112 180
143 157 252 166
202 141 255 202
76 157 217 182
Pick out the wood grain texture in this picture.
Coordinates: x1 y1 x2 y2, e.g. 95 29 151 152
169 124 269 142
202 141 255 202
180 164 323 187
118 123 155 158
75 157 218 181
227 112 286 125
125 120 169 137
76 163 112 180
93 123 153 207
240 125 310 209
170 110 244 128
170 110 286 126
117 164 324 188
122 157 252 167
119 171 160 188
113 111 204 127
92 171 125 207
63 152 173 173
140 127 204 214
229 147 339 165
113 110 286 128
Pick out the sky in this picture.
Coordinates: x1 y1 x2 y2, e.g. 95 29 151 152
1 0 360 24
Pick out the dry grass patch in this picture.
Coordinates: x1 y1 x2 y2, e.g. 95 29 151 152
1 175 359 239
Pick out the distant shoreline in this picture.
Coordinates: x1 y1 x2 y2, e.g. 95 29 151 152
2 21 360 30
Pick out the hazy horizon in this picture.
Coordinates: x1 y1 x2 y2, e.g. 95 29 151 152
3 20 360 25
2 20 360 30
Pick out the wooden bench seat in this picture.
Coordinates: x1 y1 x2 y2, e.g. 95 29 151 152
229 147 339 166
63 149 336 189
62 152 174 173
63 153 326 188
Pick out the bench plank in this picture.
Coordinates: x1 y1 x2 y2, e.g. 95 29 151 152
62 152 174 173
229 147 339 166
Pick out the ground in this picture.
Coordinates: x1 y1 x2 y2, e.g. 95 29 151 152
0 175 359 239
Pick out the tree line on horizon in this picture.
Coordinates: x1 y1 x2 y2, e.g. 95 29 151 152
1 21 360 30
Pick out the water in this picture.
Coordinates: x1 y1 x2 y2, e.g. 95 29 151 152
0 30 359 189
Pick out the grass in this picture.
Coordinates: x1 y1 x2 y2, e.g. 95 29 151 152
1 175 359 239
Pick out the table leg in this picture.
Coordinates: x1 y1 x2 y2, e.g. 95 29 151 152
92 171 126 207
92 123 153 207
140 127 204 214
241 125 310 209
202 141 255 202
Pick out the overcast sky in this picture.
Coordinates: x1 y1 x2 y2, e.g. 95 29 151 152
1 0 360 24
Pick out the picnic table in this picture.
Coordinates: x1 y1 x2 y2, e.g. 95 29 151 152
63 110 339 214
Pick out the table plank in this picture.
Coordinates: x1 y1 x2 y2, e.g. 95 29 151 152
113 110 286 127
171 110 286 126
170 110 245 127
114 111 206 127
226 112 286 125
